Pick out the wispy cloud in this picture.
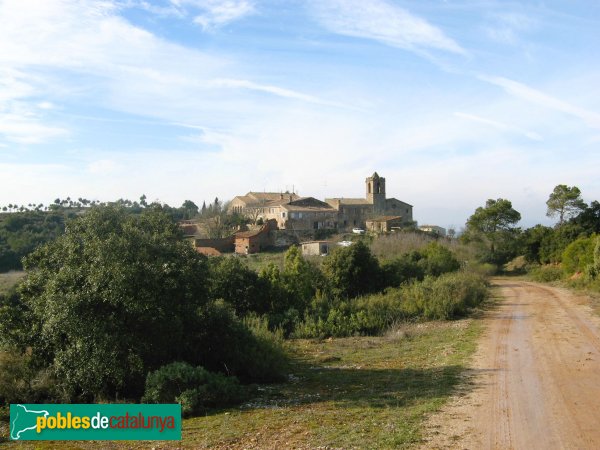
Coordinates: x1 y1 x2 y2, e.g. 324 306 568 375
484 12 538 45
482 75 600 129
309 0 465 55
454 111 542 141
0 114 67 144
0 0 332 144
207 78 341 107
189 0 255 30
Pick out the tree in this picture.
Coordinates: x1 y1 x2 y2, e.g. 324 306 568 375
12 206 210 400
572 200 600 234
181 200 199 220
322 240 381 298
464 198 521 264
546 184 587 226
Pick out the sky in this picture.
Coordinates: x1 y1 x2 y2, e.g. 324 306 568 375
1 0 599 229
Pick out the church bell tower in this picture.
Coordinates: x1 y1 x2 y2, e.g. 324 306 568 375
366 172 386 213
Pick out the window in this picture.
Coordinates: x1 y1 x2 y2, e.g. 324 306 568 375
282 212 286 218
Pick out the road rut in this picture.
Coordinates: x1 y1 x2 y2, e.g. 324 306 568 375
421 280 600 449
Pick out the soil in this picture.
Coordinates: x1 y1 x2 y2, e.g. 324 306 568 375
421 279 600 449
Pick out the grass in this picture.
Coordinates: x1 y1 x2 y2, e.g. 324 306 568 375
0 272 25 295
0 318 482 449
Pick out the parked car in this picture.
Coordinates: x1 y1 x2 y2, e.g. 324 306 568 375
352 227 365 235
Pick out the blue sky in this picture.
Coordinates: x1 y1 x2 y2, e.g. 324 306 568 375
1 0 599 229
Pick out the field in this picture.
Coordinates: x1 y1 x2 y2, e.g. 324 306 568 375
0 318 482 449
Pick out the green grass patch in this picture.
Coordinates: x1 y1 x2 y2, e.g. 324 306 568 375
0 319 482 449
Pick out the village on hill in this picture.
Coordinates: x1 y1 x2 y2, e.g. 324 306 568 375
185 172 446 256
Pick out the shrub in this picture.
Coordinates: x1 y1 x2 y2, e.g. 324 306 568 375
322 240 382 298
193 301 287 383
381 253 424 287
562 235 596 275
142 362 244 416
208 257 270 315
418 242 461 277
0 351 58 404
400 272 488 320
293 272 488 337
529 265 563 282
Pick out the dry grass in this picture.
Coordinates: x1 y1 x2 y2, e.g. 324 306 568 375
370 232 477 263
0 271 25 295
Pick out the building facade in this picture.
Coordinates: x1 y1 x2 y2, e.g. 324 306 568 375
229 172 413 232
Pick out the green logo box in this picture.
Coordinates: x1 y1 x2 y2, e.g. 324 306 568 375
10 404 181 441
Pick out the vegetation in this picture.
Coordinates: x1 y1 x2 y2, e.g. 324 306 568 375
0 200 489 431
462 198 521 265
1 319 484 448
0 207 286 406
546 184 587 226
0 212 67 272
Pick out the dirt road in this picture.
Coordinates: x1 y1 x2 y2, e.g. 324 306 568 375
421 279 600 449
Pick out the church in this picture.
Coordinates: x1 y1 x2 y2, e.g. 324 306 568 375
228 172 413 232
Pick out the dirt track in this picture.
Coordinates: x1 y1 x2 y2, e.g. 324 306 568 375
421 279 600 449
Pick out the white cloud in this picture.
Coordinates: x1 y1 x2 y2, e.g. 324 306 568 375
309 0 465 55
482 75 600 129
454 112 542 141
207 78 339 106
0 0 332 144
0 113 67 144
87 159 120 174
190 0 254 30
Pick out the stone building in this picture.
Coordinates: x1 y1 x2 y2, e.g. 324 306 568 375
301 241 331 256
229 192 337 231
228 172 413 232
419 225 446 236
365 216 404 233
325 173 413 230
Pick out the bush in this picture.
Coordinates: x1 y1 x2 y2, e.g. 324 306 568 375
562 235 596 275
418 242 461 276
208 257 270 315
142 362 244 416
400 272 489 320
193 301 288 383
0 351 58 405
293 272 489 337
322 240 382 298
529 265 563 282
381 253 424 287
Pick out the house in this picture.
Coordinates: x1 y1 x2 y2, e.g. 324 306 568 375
234 219 277 254
229 192 337 231
228 172 413 232
365 216 404 233
301 241 331 256
419 225 446 236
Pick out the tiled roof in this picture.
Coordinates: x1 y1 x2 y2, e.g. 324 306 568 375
325 198 371 205
196 247 222 256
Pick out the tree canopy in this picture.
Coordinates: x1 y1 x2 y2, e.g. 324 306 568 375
464 198 521 264
546 184 587 226
12 206 210 400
